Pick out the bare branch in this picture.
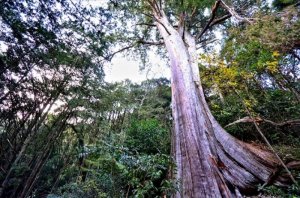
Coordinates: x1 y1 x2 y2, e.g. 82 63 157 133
141 12 155 19
104 43 137 61
178 12 186 38
105 39 164 61
190 7 197 20
138 22 179 30
159 0 162 9
146 0 171 35
147 0 161 17
195 13 231 43
137 40 164 45
209 14 232 27
224 116 300 128
291 50 300 61
224 116 262 128
136 22 156 27
195 0 222 41
197 38 218 49
220 0 254 24
263 119 300 127
153 0 161 14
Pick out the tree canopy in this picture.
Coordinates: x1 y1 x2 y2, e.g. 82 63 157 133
0 0 299 197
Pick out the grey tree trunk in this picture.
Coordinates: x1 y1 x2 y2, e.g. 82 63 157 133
153 10 282 198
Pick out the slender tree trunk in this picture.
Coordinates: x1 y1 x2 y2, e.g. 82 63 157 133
13 112 71 198
0 95 60 197
14 148 52 198
153 9 283 197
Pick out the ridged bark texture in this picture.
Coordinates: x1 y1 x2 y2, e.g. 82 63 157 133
153 11 281 198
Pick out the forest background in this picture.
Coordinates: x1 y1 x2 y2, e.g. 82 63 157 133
0 0 299 197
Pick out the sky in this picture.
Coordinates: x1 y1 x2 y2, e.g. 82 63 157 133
104 31 223 83
104 52 171 83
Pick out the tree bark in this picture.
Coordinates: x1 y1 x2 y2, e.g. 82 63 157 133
152 9 286 198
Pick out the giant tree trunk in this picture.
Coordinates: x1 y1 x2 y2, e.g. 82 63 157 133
152 9 284 198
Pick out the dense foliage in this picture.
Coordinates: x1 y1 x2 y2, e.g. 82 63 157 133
200 4 300 144
0 0 299 197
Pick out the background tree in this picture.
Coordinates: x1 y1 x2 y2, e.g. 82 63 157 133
43 79 173 198
1 0 299 197
0 0 108 196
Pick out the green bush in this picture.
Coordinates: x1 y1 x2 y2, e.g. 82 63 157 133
125 119 170 155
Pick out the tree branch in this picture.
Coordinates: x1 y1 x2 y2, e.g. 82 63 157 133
220 0 254 24
195 0 222 41
136 22 156 27
197 38 218 49
291 50 300 61
147 0 161 17
209 14 232 27
137 22 179 30
190 7 197 21
105 39 164 61
104 43 137 61
224 116 300 128
141 12 155 19
263 119 300 127
178 12 186 38
137 40 164 45
224 116 261 128
146 1 171 35
153 0 161 13
195 13 231 43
